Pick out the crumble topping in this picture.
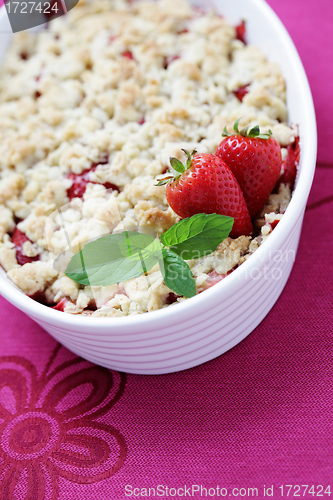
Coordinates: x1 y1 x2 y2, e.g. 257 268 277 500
0 0 295 316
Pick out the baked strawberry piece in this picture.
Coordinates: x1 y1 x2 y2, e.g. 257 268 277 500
122 51 134 60
233 84 250 102
235 20 246 44
198 270 233 293
216 120 282 218
67 162 119 200
158 150 252 238
11 228 40 266
52 298 69 311
164 55 181 69
276 137 300 190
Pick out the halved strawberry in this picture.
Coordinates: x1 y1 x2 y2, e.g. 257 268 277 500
11 228 40 266
216 120 282 218
157 150 252 238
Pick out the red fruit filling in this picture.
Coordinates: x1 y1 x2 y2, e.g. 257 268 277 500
165 293 180 304
52 298 69 312
270 219 280 230
29 291 52 306
194 6 205 15
122 51 134 60
276 137 300 190
11 228 40 266
66 160 120 200
233 84 249 102
199 270 233 293
28 293 69 311
235 20 246 44
20 52 29 61
67 170 90 199
164 55 181 69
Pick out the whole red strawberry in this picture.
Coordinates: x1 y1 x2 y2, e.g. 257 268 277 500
158 150 252 238
216 120 282 218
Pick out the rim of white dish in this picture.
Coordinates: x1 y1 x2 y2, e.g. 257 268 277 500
0 0 317 330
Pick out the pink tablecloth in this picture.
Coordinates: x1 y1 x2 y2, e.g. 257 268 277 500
1 1 333 498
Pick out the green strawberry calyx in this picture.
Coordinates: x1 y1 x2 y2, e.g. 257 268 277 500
156 149 197 186
222 118 273 140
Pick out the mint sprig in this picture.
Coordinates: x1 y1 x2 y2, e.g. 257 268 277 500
161 213 234 261
65 232 161 287
223 118 273 140
65 213 234 298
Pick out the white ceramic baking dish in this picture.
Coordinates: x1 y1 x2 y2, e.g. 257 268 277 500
0 0 317 374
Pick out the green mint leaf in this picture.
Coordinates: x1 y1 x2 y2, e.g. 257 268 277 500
161 213 234 260
160 249 196 298
170 157 185 173
65 232 162 286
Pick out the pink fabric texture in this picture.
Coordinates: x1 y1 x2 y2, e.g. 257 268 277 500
0 1 333 498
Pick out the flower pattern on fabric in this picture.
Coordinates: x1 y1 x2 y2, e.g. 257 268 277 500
0 344 127 499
